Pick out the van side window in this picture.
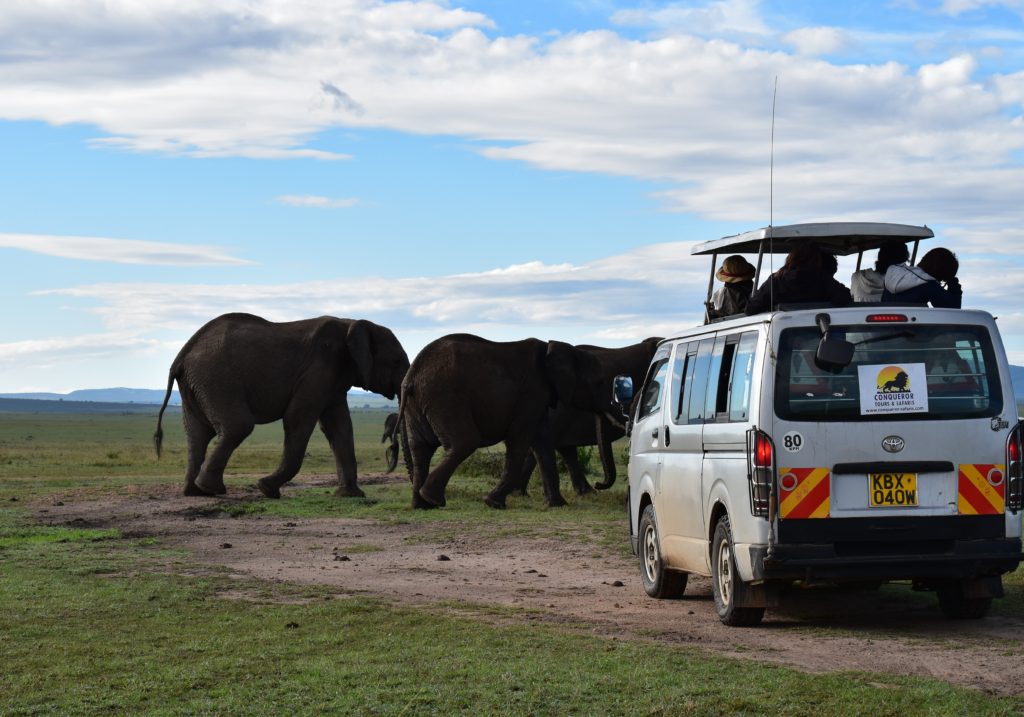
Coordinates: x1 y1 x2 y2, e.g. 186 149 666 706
728 332 758 421
704 335 729 421
686 338 715 424
669 345 688 423
637 358 670 421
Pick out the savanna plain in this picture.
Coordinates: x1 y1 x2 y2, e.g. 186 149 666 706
3 408 1024 716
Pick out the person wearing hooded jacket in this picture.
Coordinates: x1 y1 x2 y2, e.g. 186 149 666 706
850 242 910 302
745 242 852 315
881 247 962 308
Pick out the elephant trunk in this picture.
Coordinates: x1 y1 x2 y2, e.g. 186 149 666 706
594 413 618 490
382 412 400 473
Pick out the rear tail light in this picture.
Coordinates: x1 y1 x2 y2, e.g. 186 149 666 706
746 428 776 517
1007 422 1024 511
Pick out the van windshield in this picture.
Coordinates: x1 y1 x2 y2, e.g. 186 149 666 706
775 324 1002 422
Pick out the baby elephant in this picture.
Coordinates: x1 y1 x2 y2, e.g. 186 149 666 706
154 313 409 499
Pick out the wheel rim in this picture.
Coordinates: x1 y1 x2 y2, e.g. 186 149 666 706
716 537 732 606
642 523 659 584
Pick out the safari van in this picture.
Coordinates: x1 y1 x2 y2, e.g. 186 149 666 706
620 223 1023 626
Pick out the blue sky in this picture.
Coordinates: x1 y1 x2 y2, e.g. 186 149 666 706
1 0 1024 392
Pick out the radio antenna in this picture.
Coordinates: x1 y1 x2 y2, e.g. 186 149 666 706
770 76 777 236
757 76 778 303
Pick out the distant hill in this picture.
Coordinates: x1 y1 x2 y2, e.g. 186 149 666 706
0 397 179 415
0 388 182 405
0 387 397 413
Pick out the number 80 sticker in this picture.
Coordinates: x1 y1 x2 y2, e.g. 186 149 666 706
782 431 804 452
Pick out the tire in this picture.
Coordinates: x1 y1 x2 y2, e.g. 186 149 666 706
711 515 765 627
937 583 992 620
638 504 687 599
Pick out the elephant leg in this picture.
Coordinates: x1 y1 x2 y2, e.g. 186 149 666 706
256 414 317 499
516 451 538 496
418 441 475 508
319 401 364 498
484 440 532 509
559 446 594 495
594 414 618 490
530 425 568 508
409 439 439 509
194 421 254 496
182 412 216 496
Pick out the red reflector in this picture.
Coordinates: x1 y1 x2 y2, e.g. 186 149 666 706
1010 436 1020 462
755 434 773 467
866 314 909 323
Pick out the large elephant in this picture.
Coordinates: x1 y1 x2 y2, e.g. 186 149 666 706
153 313 410 499
517 337 662 495
399 334 610 510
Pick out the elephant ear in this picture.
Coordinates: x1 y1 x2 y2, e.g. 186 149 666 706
544 341 577 409
346 320 374 388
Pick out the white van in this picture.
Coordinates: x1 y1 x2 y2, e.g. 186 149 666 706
622 223 1023 626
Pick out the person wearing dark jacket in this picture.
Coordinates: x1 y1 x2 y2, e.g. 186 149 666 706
745 242 852 315
707 255 756 320
881 247 962 308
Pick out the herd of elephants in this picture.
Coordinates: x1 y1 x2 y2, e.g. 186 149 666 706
154 313 660 509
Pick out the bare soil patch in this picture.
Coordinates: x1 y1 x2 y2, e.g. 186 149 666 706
35 474 1024 696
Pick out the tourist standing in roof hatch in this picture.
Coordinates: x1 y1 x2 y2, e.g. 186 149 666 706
882 247 962 308
707 255 756 320
850 242 910 302
745 242 852 314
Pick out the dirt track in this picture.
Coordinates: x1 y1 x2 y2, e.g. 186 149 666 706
36 473 1024 696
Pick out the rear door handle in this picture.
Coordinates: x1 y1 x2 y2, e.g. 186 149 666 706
664 425 671 447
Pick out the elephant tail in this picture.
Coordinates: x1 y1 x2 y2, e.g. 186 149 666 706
153 363 179 459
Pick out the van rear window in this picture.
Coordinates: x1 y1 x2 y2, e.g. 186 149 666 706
775 324 1002 422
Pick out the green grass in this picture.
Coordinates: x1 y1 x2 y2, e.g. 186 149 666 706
1 509 1020 716
0 409 401 497
4 411 1024 714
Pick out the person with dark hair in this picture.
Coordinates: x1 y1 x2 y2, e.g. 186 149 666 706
745 242 852 315
882 247 962 308
850 242 910 302
707 255 756 320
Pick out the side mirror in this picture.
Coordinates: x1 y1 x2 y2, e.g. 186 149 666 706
814 312 855 372
612 375 634 406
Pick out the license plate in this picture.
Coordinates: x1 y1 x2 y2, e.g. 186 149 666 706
868 473 918 507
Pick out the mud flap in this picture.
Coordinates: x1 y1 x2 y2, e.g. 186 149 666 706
962 575 1004 599
735 582 781 609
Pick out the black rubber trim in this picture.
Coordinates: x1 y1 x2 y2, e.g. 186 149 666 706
831 461 955 475
778 514 1004 543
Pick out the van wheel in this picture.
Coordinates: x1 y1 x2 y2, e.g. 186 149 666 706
711 515 764 627
937 583 992 620
638 505 687 598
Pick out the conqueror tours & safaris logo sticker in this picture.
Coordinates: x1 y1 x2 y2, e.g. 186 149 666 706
857 363 930 415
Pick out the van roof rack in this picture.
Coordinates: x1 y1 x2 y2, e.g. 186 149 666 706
695 222 935 324
691 222 933 257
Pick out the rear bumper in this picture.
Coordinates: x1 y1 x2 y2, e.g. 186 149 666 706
752 515 1023 582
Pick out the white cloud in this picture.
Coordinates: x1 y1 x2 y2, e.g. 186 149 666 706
0 233 253 265
782 27 852 56
275 195 361 208
612 0 771 37
0 0 1022 239
938 0 1024 16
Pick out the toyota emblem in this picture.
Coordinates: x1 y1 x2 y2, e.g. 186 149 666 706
882 435 905 453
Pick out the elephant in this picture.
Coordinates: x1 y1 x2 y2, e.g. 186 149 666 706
398 333 611 510
153 313 410 499
382 412 400 473
516 337 662 496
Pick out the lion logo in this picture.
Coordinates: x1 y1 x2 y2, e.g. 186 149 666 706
877 365 910 393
